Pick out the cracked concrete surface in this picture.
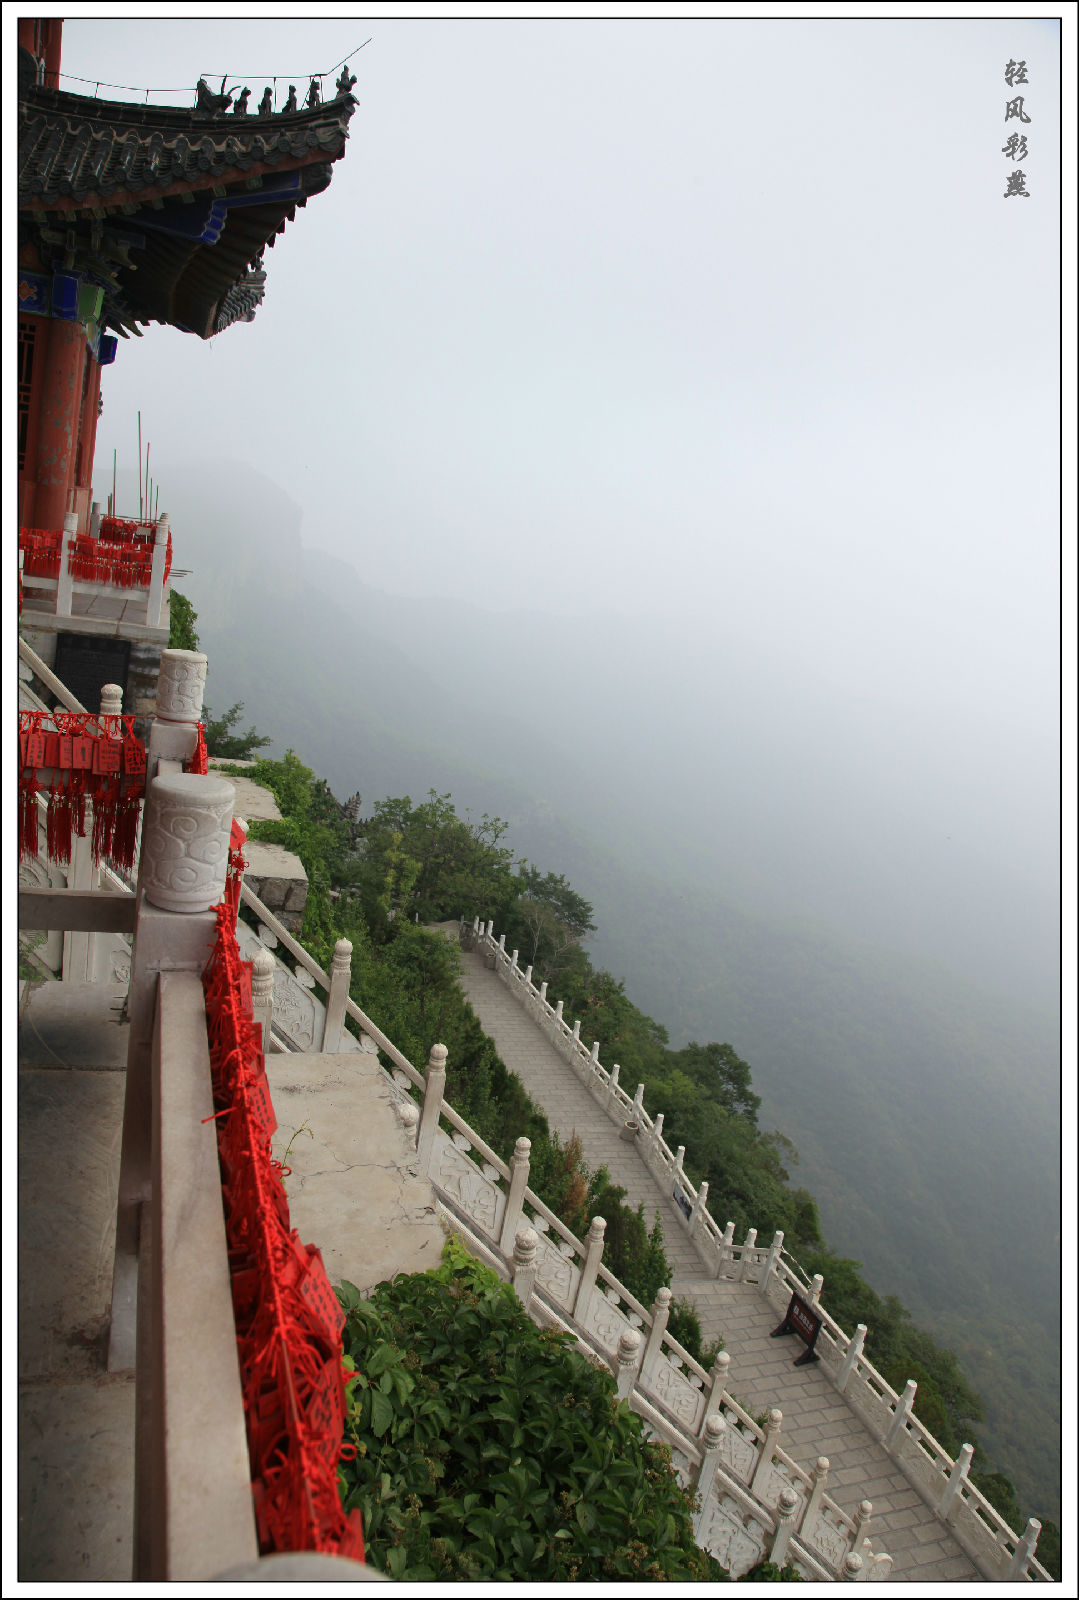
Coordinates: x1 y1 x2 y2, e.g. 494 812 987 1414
265 1051 445 1295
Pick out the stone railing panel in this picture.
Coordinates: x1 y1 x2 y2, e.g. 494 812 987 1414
651 1351 708 1434
433 1128 506 1244
698 1493 769 1576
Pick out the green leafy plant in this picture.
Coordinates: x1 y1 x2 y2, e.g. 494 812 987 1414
203 701 273 761
168 588 200 652
336 1239 728 1581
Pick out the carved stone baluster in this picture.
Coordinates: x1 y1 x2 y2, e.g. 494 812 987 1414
321 937 352 1052
498 1137 532 1255
938 1442 973 1519
612 1328 642 1401
573 1216 606 1326
836 1323 867 1393
768 1486 800 1568
250 947 275 1050
750 1408 783 1493
415 1044 448 1176
691 1412 729 1537
1006 1518 1042 1580
761 1229 785 1292
512 1227 538 1307
638 1285 672 1388
884 1379 917 1454
700 1348 731 1432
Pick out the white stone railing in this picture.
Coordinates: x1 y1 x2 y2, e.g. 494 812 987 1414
20 508 172 629
232 900 886 1577
463 918 1051 1583
386 1045 891 1581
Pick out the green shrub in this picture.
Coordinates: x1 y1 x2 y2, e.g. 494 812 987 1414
336 1238 728 1581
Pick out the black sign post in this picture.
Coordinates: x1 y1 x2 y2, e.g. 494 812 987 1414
770 1291 822 1366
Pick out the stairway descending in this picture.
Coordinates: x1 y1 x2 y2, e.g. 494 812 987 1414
457 946 979 1583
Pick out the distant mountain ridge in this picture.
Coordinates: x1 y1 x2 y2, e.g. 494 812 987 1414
110 458 1060 1518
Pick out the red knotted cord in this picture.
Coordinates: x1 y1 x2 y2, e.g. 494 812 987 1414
202 907 364 1562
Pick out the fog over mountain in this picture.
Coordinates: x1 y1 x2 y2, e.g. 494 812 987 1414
78 10 1061 1520
104 455 1061 1515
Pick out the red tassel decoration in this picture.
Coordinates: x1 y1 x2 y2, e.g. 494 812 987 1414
19 767 40 863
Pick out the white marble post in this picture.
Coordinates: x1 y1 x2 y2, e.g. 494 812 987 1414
155 648 208 724
836 1324 867 1393
416 1044 448 1176
852 1499 873 1553
141 773 234 913
701 1348 731 1432
523 965 532 986
147 513 170 628
884 1379 918 1453
761 1229 785 1291
612 1328 642 1400
809 1272 824 1306
109 772 235 1371
322 938 353 1052
638 1286 672 1387
938 1442 974 1519
573 1216 606 1325
499 1137 532 1255
750 1409 783 1492
55 511 77 616
769 1487 800 1568
691 1413 728 1537
715 1219 736 1279
688 1180 709 1233
842 1552 864 1581
1005 1518 1042 1580
738 1227 758 1281
799 1456 830 1534
100 681 124 720
512 1227 539 1307
89 500 102 538
538 981 548 1004
250 947 275 1052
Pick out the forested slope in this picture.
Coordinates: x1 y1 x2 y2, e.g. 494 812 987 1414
144 457 1059 1528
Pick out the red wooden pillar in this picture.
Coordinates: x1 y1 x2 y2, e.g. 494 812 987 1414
32 318 87 531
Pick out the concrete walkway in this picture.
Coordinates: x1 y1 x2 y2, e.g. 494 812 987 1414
457 947 979 1582
18 980 135 1583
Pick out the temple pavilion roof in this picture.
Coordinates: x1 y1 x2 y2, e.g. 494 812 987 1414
18 80 356 339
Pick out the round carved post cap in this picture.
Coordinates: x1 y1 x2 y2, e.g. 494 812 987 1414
142 772 235 912
513 1136 532 1159
514 1226 538 1265
156 649 209 723
99 682 124 716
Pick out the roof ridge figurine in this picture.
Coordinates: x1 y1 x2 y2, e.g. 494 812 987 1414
232 87 251 116
195 76 233 115
283 84 297 113
335 65 357 97
257 86 272 116
305 77 321 108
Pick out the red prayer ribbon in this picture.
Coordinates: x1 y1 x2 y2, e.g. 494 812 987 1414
202 907 364 1563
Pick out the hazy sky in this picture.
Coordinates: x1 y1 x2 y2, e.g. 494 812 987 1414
16 7 1067 1007
62 10 1062 720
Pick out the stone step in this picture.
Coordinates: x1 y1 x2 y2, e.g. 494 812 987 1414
456 947 980 1584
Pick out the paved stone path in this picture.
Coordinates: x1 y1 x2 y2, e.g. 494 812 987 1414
457 948 979 1582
